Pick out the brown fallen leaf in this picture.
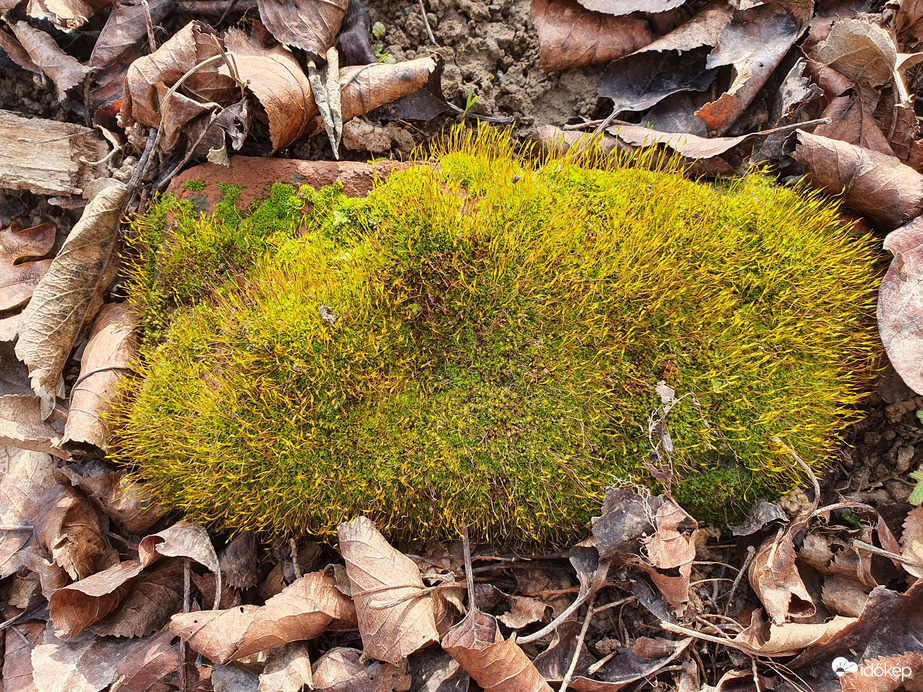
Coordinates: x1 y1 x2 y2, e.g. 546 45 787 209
748 528 816 625
815 83 893 155
532 620 596 683
572 637 692 691
222 21 314 151
139 521 219 572
9 21 91 100
257 0 348 58
637 499 698 612
62 303 138 452
0 222 54 312
311 647 410 692
811 18 897 89
497 595 550 630
219 531 257 591
335 57 441 125
26 0 110 30
875 92 921 166
793 130 923 228
879 216 923 394
530 0 653 73
120 20 236 131
0 446 57 487
821 574 872 618
696 4 800 135
576 0 683 15
34 484 106 581
902 505 923 579
443 610 553 692
897 0 923 51
48 560 146 638
0 394 67 457
259 642 313 692
598 3 732 116
211 664 260 692
0 26 41 75
0 475 42 578
338 516 438 664
408 646 469 692
58 462 166 536
108 626 183 692
3 620 44 692
15 184 127 418
733 608 856 657
170 571 355 663
91 560 185 638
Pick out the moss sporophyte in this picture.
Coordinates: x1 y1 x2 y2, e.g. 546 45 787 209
111 128 881 544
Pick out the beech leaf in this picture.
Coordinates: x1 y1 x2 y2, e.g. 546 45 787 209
139 521 218 572
34 483 105 581
0 222 54 312
257 0 348 58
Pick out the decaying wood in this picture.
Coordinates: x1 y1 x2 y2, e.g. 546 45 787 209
0 109 108 197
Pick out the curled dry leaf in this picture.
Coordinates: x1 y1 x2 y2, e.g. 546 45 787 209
696 4 799 135
59 463 166 536
793 130 923 228
497 595 550 630
170 571 355 664
637 499 698 612
334 57 440 126
0 394 67 457
9 21 92 100
731 608 856 657
311 647 410 692
530 0 653 73
48 560 145 638
442 610 553 692
879 216 923 395
63 303 138 452
0 222 54 312
811 18 896 89
259 642 313 692
816 83 893 155
257 0 348 58
139 521 219 572
91 560 185 638
748 529 815 625
34 483 105 581
15 184 127 418
222 22 314 151
598 4 732 115
337 516 438 664
219 531 258 591
26 0 110 30
120 20 236 130
408 646 469 692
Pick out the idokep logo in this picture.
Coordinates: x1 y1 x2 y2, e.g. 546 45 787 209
831 657 913 682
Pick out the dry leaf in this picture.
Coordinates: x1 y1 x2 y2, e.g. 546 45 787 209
576 0 684 15
222 22 314 151
219 531 258 591
793 130 923 228
259 643 313 692
407 646 469 692
598 4 732 114
338 516 438 663
443 610 553 692
311 647 411 692
257 0 348 58
15 184 127 418
821 574 872 618
637 499 698 612
497 595 551 630
902 505 923 578
91 560 185 638
26 0 110 30
748 529 815 625
880 216 923 395
0 27 41 75
696 4 799 135
48 560 146 638
337 58 440 124
63 303 138 452
733 608 856 657
532 620 596 683
121 20 236 130
572 637 691 690
530 0 652 73
171 571 355 663
9 21 91 100
0 395 67 457
811 18 896 88
3 620 44 692
0 222 54 311
139 521 219 572
0 475 42 577
0 446 57 487
211 664 260 692
34 483 105 581
108 627 183 692
816 83 893 155
840 652 923 691
58 463 166 536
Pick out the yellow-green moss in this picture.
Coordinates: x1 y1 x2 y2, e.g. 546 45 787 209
112 129 880 544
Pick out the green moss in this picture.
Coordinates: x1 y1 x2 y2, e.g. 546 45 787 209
182 179 206 192
112 128 880 544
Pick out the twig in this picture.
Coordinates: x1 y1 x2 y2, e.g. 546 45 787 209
560 591 598 692
751 656 763 692
773 436 820 512
446 103 515 124
462 525 475 611
854 539 923 571
290 538 302 579
723 545 755 616
418 0 436 45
